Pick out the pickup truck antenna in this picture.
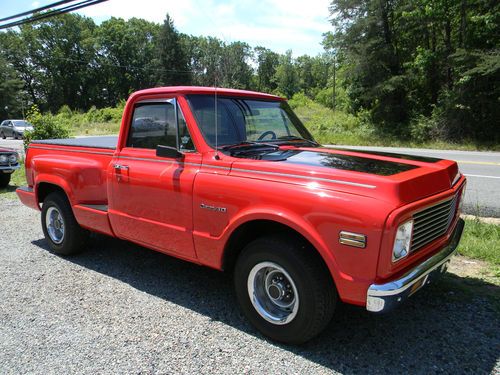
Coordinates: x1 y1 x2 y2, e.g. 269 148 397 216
214 77 220 160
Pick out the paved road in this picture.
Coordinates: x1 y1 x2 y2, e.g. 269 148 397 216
2 138 498 217
331 145 500 218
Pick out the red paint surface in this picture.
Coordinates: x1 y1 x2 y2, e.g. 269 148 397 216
16 86 466 307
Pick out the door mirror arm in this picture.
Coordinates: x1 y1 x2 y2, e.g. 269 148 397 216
156 145 184 159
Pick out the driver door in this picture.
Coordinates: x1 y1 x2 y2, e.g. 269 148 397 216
108 98 201 260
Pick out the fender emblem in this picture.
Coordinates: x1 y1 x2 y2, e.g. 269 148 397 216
200 203 227 213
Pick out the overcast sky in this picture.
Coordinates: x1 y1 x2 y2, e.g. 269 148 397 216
3 0 332 56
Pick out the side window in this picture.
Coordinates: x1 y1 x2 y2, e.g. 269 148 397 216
127 102 176 149
177 105 195 151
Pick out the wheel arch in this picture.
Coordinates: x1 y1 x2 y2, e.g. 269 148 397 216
36 180 71 208
221 218 338 288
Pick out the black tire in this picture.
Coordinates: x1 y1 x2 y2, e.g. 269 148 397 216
0 173 11 188
0 132 5 139
41 192 89 255
234 234 336 344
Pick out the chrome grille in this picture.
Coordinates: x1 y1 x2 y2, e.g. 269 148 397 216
411 193 458 252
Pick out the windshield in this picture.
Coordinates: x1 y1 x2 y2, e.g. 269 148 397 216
12 121 31 127
186 95 315 148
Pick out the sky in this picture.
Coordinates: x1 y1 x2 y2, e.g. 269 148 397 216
1 0 333 56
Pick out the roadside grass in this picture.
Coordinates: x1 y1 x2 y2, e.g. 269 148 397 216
292 100 500 151
0 163 26 199
71 121 120 136
457 218 500 282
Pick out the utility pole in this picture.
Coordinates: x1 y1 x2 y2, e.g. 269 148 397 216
331 53 336 110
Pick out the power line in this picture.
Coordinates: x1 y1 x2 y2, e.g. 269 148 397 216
0 0 76 22
0 0 108 30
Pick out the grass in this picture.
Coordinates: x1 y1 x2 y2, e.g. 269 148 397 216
0 163 26 199
457 218 500 283
292 100 500 151
71 121 120 136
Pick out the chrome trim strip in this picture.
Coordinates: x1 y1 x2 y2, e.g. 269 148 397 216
28 146 114 156
452 172 461 186
0 164 20 171
339 231 366 248
136 98 175 104
79 204 108 212
230 167 377 189
116 155 201 167
115 157 375 188
366 219 464 311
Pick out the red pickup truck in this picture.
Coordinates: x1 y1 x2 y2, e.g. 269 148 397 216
17 86 466 344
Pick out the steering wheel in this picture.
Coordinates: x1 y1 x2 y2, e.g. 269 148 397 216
257 130 277 141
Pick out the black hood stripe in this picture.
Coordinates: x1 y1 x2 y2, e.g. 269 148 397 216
239 150 418 176
329 148 442 163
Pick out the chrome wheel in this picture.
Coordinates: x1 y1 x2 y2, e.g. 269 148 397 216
247 261 299 325
46 206 65 244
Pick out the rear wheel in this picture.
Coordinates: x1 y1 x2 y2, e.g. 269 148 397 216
234 234 336 344
0 173 11 188
41 192 89 255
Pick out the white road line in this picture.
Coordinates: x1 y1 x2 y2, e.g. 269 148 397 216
464 174 500 179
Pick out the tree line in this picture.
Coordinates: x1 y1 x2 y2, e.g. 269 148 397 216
0 0 498 144
0 13 333 115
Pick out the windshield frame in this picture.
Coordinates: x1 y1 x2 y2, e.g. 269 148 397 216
185 94 316 149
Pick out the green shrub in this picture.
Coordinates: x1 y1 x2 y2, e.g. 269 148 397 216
23 105 70 148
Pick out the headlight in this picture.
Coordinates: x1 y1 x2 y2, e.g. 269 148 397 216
0 155 7 164
8 154 18 163
392 220 413 262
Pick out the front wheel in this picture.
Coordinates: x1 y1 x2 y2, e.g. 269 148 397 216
41 192 89 255
0 173 11 188
234 235 336 344
0 132 5 139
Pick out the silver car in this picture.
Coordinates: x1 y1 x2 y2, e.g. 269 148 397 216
0 120 34 139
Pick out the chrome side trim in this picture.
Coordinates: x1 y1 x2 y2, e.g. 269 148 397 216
452 172 461 186
28 146 114 156
339 231 366 248
366 219 464 312
115 156 376 188
136 98 175 104
79 204 108 212
230 167 377 189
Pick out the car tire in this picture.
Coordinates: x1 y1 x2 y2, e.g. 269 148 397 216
41 192 89 256
234 234 337 344
0 132 5 139
0 173 11 188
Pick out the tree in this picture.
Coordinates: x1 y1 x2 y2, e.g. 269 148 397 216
97 17 159 106
254 46 279 92
155 14 191 86
0 55 24 119
273 50 299 98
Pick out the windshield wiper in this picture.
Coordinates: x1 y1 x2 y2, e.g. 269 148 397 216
219 141 279 151
274 136 320 147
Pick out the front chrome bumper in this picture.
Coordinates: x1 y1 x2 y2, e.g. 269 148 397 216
366 218 465 313
0 164 20 173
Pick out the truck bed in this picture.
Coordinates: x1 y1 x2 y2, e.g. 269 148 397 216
31 135 118 150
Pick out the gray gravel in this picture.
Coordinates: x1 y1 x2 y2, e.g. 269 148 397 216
1 198 499 374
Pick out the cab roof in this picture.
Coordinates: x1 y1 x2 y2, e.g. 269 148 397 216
133 86 285 101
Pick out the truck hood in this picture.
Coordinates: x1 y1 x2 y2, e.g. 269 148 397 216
228 146 459 207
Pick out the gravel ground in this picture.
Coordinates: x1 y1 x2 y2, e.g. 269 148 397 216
1 198 499 374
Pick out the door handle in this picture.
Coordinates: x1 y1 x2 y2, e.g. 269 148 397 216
113 164 129 171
